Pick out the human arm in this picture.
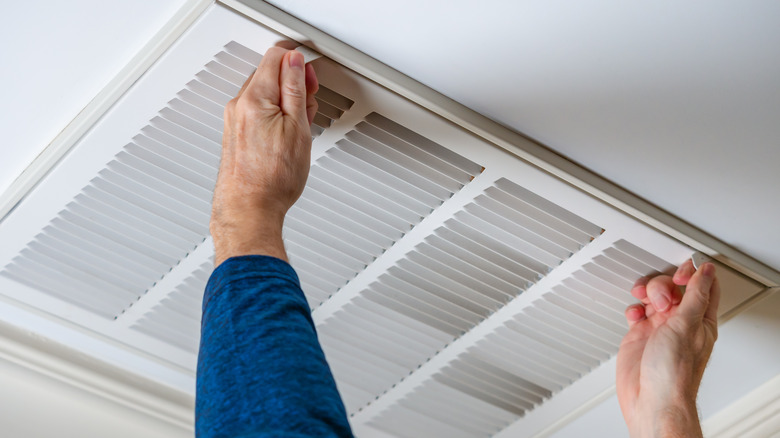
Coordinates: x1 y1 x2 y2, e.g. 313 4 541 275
196 47 353 437
196 255 353 437
616 259 720 438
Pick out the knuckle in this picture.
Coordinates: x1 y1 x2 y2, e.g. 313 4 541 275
223 98 239 120
691 288 710 307
283 82 305 100
267 46 288 57
234 96 261 118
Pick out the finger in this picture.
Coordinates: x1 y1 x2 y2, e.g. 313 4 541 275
305 64 319 125
305 63 319 94
244 47 288 104
645 275 676 313
630 276 650 301
679 262 717 324
306 93 318 126
673 259 696 285
279 51 307 121
669 281 683 306
274 40 298 50
625 304 646 327
702 264 720 323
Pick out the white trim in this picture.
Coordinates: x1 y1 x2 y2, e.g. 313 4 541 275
703 373 780 438
218 0 780 288
0 0 214 224
0 320 194 431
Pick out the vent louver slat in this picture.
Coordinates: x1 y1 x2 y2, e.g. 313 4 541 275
178 88 226 118
362 112 483 176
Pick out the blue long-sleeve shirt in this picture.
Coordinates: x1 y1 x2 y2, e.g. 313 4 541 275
196 255 354 438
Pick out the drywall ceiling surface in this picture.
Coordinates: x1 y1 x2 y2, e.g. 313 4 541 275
0 0 188 196
265 0 780 272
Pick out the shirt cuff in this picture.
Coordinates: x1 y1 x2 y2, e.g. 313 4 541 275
204 255 301 310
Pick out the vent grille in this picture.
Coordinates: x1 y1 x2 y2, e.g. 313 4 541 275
370 380 518 438
288 112 482 308
366 240 673 437
319 178 601 414
0 41 358 319
131 261 213 353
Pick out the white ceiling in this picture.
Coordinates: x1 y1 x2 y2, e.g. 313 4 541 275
0 0 188 201
266 0 780 273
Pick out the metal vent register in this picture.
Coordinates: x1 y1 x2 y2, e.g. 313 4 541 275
0 5 765 437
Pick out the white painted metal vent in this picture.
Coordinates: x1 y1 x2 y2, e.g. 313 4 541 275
366 240 672 437
131 261 213 354
289 112 482 307
318 177 602 414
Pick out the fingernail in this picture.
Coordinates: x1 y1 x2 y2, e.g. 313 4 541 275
702 262 715 278
652 294 670 312
289 51 304 69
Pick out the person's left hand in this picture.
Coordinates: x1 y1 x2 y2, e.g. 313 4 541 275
616 259 720 438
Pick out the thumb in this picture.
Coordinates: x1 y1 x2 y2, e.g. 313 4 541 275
678 262 717 325
279 51 307 122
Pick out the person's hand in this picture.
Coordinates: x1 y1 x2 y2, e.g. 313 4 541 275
210 47 319 266
616 259 720 438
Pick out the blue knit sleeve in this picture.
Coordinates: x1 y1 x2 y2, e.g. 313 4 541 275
196 255 353 438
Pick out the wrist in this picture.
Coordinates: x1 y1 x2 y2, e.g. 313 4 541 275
655 403 702 438
630 399 702 438
210 211 288 266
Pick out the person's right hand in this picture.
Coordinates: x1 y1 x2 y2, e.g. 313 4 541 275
616 259 720 438
210 47 319 267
